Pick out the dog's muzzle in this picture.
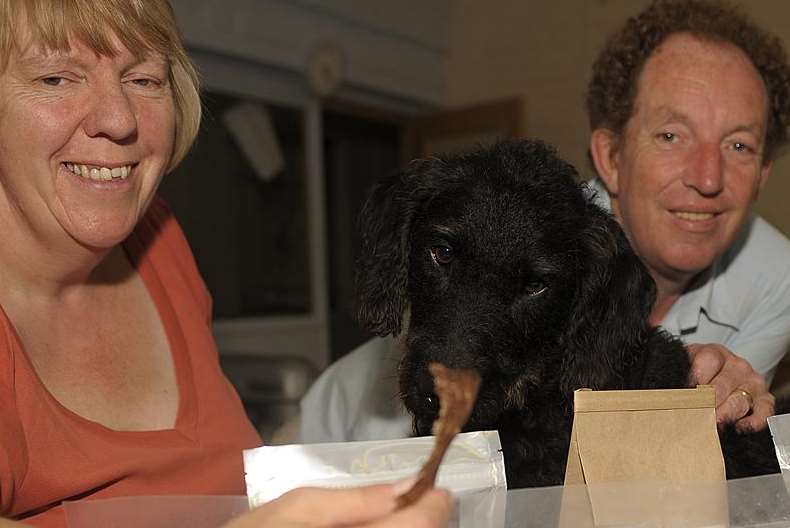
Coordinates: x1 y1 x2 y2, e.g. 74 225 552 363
406 367 441 434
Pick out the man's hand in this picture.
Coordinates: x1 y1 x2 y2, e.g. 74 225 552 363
687 343 774 432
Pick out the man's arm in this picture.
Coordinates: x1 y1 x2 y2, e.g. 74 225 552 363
297 359 352 443
297 336 410 443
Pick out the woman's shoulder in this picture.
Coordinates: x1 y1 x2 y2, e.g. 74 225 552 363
127 195 212 317
133 196 183 250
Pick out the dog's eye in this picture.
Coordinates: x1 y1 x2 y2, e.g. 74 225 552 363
430 245 453 265
525 282 547 296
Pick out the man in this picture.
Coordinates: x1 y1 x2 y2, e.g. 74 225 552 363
585 0 790 430
298 0 790 443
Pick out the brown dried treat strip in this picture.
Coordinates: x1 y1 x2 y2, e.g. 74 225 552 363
396 363 481 509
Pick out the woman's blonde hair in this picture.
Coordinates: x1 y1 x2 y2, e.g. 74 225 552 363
0 0 201 170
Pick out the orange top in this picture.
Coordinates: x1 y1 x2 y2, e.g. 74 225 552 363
0 198 262 527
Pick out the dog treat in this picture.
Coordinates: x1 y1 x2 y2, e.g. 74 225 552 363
396 363 481 509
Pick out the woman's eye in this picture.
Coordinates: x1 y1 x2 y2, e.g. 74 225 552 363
430 245 453 265
132 78 158 87
41 76 66 87
658 132 677 143
525 281 547 296
128 77 162 88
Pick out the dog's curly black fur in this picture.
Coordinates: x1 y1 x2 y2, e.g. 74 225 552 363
356 139 779 489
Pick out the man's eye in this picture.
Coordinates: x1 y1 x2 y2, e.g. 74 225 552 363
733 142 753 153
525 281 547 296
658 132 677 143
41 76 66 86
430 245 453 265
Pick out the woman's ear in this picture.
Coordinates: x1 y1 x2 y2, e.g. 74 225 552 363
589 128 620 195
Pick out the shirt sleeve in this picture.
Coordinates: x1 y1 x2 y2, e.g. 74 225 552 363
720 220 790 383
297 356 356 443
718 279 790 383
297 337 413 443
674 217 790 385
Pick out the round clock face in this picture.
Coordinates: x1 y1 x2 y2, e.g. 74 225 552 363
306 44 345 97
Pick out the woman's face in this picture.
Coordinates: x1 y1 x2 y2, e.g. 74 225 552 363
0 27 176 250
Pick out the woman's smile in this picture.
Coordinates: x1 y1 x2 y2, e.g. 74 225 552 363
63 162 135 181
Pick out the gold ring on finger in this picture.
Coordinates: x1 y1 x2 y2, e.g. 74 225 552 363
737 389 753 410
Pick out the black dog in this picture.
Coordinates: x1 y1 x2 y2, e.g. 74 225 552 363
355 139 779 489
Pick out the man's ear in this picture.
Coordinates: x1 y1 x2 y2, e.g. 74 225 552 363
590 128 620 195
757 161 772 193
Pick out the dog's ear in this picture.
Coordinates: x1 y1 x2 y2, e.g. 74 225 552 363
559 203 656 394
355 163 426 337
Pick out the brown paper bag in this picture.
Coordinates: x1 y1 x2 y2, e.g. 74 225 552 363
561 386 728 527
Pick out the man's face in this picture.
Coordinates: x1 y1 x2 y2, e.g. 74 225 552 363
600 33 771 286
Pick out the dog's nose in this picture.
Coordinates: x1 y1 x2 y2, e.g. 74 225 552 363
425 392 440 413
416 368 441 413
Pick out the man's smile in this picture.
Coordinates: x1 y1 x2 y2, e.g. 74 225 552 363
671 210 717 221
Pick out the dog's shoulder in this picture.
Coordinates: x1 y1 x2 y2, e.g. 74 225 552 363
629 328 691 389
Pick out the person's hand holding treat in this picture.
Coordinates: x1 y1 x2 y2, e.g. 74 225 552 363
224 483 451 528
226 362 477 528
397 363 482 508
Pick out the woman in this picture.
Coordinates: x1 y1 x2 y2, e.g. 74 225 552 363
0 1 450 526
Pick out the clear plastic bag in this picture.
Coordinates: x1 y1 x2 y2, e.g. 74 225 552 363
243 430 507 528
